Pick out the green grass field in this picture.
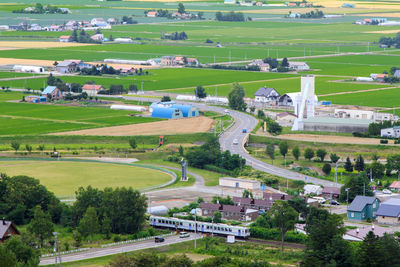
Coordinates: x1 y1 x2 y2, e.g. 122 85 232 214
0 160 172 197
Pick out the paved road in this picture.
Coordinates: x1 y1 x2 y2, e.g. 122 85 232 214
40 233 202 265
123 96 341 187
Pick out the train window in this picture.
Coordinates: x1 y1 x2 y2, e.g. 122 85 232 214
229 228 232 232
180 222 183 226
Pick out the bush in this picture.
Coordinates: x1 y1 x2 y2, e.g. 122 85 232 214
322 163 332 175
380 139 388 144
113 236 121 242
250 226 308 244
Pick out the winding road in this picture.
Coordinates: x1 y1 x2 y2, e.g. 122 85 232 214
124 97 341 188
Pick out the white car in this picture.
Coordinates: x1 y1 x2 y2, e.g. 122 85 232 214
382 189 392 194
179 232 190 238
233 139 239 145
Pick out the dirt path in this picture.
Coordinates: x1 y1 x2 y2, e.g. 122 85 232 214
318 86 399 97
51 116 214 136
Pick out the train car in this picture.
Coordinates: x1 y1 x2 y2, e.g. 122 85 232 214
149 216 250 238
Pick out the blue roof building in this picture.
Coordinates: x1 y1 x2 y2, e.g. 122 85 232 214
151 107 183 119
376 198 400 225
171 104 199 118
347 196 380 221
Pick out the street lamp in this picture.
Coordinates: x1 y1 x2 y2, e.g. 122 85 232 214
52 232 61 267
345 188 350 206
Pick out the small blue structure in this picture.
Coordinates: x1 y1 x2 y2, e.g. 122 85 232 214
342 3 355 8
26 95 46 103
171 104 199 118
347 196 380 221
151 107 183 119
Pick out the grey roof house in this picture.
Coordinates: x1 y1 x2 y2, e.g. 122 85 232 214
347 196 380 221
376 198 400 225
254 87 280 103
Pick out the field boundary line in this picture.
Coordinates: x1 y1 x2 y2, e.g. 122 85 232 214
0 114 102 125
318 86 399 97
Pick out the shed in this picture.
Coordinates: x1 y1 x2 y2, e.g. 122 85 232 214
322 187 341 199
25 95 46 103
219 177 260 190
0 220 20 242
347 196 380 221
151 107 183 119
303 184 323 195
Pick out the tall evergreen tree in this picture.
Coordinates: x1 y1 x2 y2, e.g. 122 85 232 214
344 157 353 172
355 155 365 172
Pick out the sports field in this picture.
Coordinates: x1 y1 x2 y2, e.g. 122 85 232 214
0 160 172 197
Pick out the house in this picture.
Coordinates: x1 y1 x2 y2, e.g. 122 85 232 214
147 11 158 17
254 87 280 103
376 74 389 82
161 56 177 66
263 192 292 201
200 203 258 221
186 58 199 66
29 24 42 31
219 177 260 190
233 197 275 211
91 34 104 42
151 107 183 119
25 95 47 103
119 67 136 75
200 203 221 217
0 220 20 242
344 225 392 241
289 62 310 71
374 112 398 122
376 198 400 224
42 86 63 100
91 18 106 26
59 35 72 42
322 187 341 199
347 196 380 221
107 18 117 25
276 112 297 126
381 126 400 138
334 109 374 120
82 84 104 96
56 60 78 73
389 181 400 192
303 184 323 195
394 70 400 78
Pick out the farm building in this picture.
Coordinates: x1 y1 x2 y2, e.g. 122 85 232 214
110 105 146 112
301 117 371 133
113 38 133 43
59 35 72 42
25 95 46 103
303 185 322 195
13 65 44 73
394 70 400 78
322 187 341 200
82 84 104 96
254 87 280 103
56 60 78 73
0 220 20 242
334 108 374 120
42 86 63 100
224 0 236 4
381 126 400 138
288 62 310 71
151 107 183 119
161 56 177 66
347 196 380 221
171 104 199 117
376 198 400 225
149 101 176 112
219 177 260 190
150 102 198 118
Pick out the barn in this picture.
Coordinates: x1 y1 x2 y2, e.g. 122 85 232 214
151 107 183 119
171 104 199 117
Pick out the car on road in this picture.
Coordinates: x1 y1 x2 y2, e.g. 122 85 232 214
330 200 340 205
179 232 190 238
382 189 392 194
242 129 247 133
155 236 165 243
233 139 239 145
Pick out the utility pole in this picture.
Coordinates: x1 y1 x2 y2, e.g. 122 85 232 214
194 213 197 249
363 183 365 196
346 188 349 206
211 216 214 237
335 161 338 186
53 232 61 267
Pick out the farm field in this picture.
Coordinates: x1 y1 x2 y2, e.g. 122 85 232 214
0 71 44 79
0 160 172 197
0 92 162 135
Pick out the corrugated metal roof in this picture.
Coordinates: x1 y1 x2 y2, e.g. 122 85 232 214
151 107 181 119
348 196 377 212
42 86 57 95
376 204 400 217
304 117 372 126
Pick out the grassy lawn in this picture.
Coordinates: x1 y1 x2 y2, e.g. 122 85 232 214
0 160 172 197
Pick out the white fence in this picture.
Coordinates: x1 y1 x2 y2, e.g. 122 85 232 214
41 248 89 258
101 233 174 248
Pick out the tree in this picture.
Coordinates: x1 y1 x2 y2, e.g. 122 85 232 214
178 3 185 14
355 155 365 172
316 149 327 162
72 29 78 42
197 11 204 19
366 161 385 180
11 141 20 152
129 138 137 150
257 109 265 118
213 211 222 223
178 145 184 157
339 173 373 202
161 95 171 102
304 207 353 267
25 144 32 153
278 141 289 159
128 84 137 93
266 144 275 164
47 73 56 86
195 85 207 99
0 245 17 267
78 206 100 241
322 163 331 175
386 154 400 175
344 157 353 172
292 146 300 160
266 119 282 135
330 153 340 164
27 206 54 247
304 148 314 161
4 236 38 265
268 201 298 251
242 189 253 198
101 216 112 239
281 57 289 68
228 83 246 111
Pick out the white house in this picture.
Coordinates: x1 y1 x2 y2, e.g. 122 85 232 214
303 185 323 196
254 87 280 103
289 62 310 71
91 34 104 42
13 65 44 73
381 126 400 138
91 18 106 26
334 109 374 120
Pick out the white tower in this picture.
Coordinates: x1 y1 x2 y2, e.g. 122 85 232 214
292 75 316 131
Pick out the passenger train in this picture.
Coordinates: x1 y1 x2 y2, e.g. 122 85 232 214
149 215 250 238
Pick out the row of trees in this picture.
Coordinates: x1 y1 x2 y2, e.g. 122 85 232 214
162 31 188 40
379 32 400 48
215 11 245 22
13 3 67 14
71 29 102 44
263 57 290 72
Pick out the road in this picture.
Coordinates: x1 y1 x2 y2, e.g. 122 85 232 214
123 96 340 187
40 233 202 265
